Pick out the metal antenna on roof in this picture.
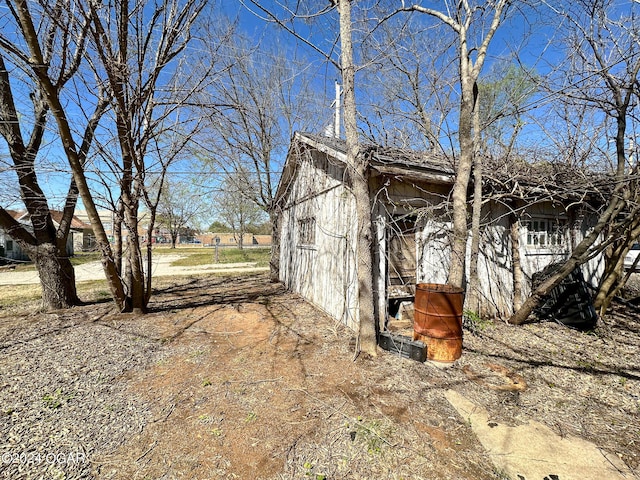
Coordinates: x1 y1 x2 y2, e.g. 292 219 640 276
323 80 342 138
334 80 342 139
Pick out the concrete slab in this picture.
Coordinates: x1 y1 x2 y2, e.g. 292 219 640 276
445 389 635 480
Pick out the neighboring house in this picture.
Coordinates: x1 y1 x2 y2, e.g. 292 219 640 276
0 210 27 261
0 210 91 262
275 132 604 333
75 209 150 245
49 210 94 252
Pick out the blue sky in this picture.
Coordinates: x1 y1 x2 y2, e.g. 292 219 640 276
2 0 639 213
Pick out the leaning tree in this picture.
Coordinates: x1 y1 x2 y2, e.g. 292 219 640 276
509 0 640 323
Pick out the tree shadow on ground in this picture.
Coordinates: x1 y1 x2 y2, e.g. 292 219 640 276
148 273 286 313
465 307 640 382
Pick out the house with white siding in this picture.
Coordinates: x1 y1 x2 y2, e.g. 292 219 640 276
0 210 90 262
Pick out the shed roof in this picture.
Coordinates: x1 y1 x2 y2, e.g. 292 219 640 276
276 132 457 204
277 131 606 209
483 157 608 206
299 132 456 179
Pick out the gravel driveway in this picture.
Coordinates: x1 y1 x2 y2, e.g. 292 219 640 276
0 255 267 285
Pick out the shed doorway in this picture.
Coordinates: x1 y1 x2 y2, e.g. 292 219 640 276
386 216 417 334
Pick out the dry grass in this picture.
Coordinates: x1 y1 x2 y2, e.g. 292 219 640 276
1 273 638 480
168 246 271 267
0 279 113 313
0 284 43 310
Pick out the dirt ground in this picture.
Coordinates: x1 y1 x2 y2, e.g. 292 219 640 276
1 273 638 479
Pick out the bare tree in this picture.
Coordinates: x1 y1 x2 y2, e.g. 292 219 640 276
402 0 512 289
0 0 107 309
6 0 210 312
509 0 640 323
337 0 378 356
83 0 208 312
155 180 206 249
201 28 322 281
358 11 457 152
216 173 265 250
468 64 539 312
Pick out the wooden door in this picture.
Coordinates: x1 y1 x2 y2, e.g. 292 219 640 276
387 216 417 298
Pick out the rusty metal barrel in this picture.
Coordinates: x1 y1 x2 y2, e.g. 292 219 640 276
413 283 464 363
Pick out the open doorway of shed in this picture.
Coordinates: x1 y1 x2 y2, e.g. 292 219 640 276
386 215 417 337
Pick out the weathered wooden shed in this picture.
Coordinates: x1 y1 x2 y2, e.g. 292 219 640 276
275 132 603 333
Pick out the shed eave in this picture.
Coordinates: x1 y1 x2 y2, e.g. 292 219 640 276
371 165 454 185
297 133 348 164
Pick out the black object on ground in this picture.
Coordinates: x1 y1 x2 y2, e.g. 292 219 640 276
378 331 427 362
533 264 598 330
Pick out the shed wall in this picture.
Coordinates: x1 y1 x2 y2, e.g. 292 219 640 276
279 149 359 330
374 180 604 318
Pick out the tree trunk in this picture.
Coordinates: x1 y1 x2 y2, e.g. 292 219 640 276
595 216 640 314
32 243 79 309
123 205 146 313
145 210 157 304
467 84 482 312
338 0 377 357
447 77 475 289
269 209 281 282
146 241 153 303
2 230 80 310
351 164 378 356
595 252 625 315
510 213 524 312
113 207 123 276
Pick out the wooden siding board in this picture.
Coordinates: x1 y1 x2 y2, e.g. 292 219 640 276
417 218 451 285
474 205 515 317
374 212 387 333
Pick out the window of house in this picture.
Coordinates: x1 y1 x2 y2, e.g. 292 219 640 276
298 217 316 246
6 240 13 251
524 219 566 248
